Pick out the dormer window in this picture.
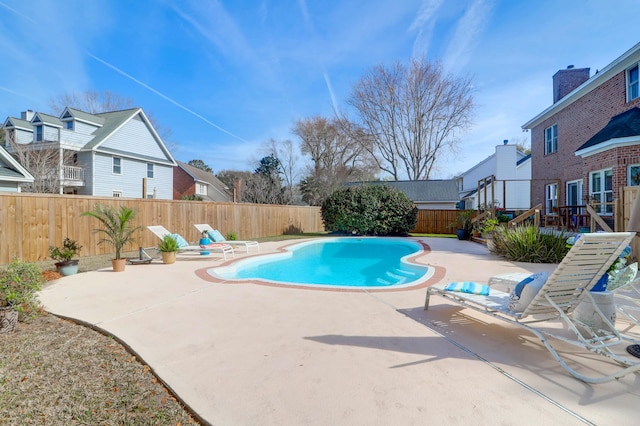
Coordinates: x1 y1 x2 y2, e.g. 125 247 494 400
627 64 639 102
65 121 74 130
35 125 43 142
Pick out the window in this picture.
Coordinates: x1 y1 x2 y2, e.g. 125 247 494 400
630 164 640 186
196 182 207 195
35 125 43 142
590 169 613 215
628 64 639 102
545 183 558 214
112 191 122 197
545 124 558 154
146 163 154 179
65 121 74 130
112 157 122 174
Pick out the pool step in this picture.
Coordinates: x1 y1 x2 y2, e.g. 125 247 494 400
376 268 420 285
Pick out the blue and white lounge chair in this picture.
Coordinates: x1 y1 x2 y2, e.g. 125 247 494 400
194 224 260 253
425 231 640 384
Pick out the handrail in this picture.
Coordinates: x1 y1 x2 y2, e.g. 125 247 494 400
471 210 490 224
586 204 613 232
509 203 542 227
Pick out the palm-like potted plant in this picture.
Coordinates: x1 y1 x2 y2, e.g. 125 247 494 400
81 204 141 272
454 210 474 240
49 237 82 276
158 234 179 264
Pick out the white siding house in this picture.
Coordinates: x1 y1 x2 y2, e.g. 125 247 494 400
2 107 176 198
457 141 531 211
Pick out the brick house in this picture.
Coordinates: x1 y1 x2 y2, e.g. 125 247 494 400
522 42 640 219
173 160 232 202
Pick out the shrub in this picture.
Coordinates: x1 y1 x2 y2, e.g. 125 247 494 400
321 185 418 236
0 260 43 321
226 232 238 241
489 225 569 263
49 237 82 262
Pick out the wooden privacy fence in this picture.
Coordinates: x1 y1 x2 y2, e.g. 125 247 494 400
0 193 324 264
412 209 461 234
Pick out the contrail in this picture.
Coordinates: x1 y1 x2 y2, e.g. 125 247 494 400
87 52 248 143
0 1 36 23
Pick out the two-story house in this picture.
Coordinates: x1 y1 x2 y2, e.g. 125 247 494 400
456 141 531 211
2 107 176 198
522 42 640 219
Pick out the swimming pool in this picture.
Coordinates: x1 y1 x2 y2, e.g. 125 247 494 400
207 237 431 288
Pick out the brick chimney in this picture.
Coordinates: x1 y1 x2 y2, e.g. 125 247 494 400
552 66 590 103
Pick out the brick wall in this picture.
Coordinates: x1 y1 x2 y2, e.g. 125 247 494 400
531 70 640 210
173 166 196 200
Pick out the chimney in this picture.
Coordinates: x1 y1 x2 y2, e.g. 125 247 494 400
20 110 34 121
552 66 590 103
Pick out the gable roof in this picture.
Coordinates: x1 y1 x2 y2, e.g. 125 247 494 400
62 107 106 126
0 145 34 183
32 112 62 128
3 117 33 132
345 180 460 203
177 161 232 202
575 107 640 157
82 108 176 166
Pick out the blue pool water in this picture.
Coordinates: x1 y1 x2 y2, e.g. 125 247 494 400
208 237 430 288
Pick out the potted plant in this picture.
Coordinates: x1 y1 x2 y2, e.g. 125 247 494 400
454 210 474 240
49 237 82 276
0 260 43 333
158 234 179 264
81 204 141 272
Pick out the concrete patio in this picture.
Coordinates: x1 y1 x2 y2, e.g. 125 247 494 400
40 237 640 425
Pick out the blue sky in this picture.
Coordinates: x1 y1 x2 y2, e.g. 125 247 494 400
1 0 638 179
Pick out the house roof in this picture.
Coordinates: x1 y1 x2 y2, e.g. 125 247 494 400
576 107 640 152
345 180 460 203
517 154 531 165
177 161 232 202
3 117 33 132
33 112 62 128
0 145 34 183
64 107 106 126
522 41 640 129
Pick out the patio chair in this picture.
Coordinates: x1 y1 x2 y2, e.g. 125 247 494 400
425 231 640 384
146 225 234 260
194 224 260 253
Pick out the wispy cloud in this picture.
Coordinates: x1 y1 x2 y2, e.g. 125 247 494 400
88 53 248 143
409 0 444 58
442 0 494 72
0 1 35 23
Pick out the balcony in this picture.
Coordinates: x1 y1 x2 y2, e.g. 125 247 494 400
61 165 85 187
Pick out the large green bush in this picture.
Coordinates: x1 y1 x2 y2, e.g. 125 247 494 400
0 260 43 321
321 185 418 235
489 225 569 263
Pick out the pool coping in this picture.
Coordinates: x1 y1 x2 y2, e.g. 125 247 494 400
194 237 445 292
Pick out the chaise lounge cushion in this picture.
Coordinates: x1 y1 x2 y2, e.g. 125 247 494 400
445 281 490 296
508 272 548 312
207 229 226 243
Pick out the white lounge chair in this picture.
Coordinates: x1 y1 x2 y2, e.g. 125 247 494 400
425 231 640 384
146 225 234 260
194 224 260 253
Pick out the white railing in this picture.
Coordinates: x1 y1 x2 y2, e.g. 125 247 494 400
62 165 85 183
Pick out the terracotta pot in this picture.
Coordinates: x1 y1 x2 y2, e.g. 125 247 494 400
112 258 126 272
161 251 177 264
0 306 18 333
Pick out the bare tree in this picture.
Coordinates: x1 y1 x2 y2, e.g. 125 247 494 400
293 116 377 205
261 138 300 204
347 58 475 180
4 130 74 193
